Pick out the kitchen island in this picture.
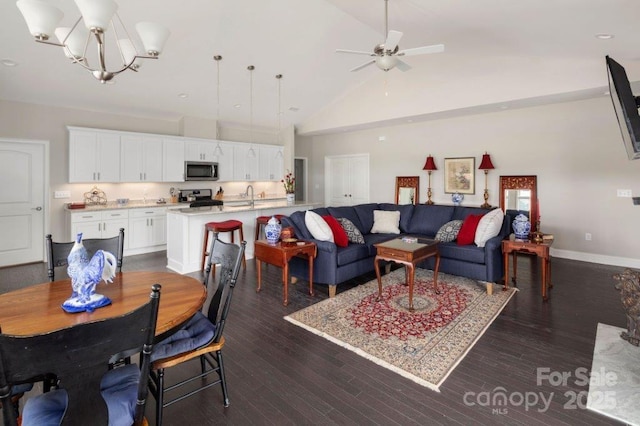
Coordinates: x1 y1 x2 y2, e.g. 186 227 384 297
166 201 318 274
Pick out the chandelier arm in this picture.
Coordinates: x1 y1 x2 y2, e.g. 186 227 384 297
94 32 108 72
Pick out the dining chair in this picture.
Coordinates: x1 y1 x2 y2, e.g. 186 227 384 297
45 228 125 282
149 235 245 426
0 284 161 426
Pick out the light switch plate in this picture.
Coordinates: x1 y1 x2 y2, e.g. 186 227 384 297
54 191 71 199
617 189 632 198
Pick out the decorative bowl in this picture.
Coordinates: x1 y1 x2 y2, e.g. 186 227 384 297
116 198 129 205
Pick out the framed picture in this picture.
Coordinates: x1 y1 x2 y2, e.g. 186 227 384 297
444 157 475 194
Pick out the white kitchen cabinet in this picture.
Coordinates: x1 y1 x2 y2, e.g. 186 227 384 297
233 144 260 181
68 210 129 249
184 139 217 162
258 145 284 181
211 141 234 181
163 138 185 182
326 154 370 206
129 208 167 250
120 135 163 182
68 128 121 183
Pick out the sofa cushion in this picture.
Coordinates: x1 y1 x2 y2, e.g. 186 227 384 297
406 205 454 236
378 203 414 232
305 211 334 242
286 211 313 240
336 244 370 266
457 214 484 245
435 220 463 243
370 210 401 234
336 217 365 244
353 203 380 234
322 215 349 247
310 207 330 217
452 206 491 221
474 208 504 248
438 242 486 264
326 206 365 232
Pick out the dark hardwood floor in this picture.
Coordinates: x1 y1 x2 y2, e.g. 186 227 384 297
0 251 628 425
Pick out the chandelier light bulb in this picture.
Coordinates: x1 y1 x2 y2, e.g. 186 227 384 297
16 0 64 40
74 0 118 33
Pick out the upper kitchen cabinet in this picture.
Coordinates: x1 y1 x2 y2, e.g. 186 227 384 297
184 138 217 162
120 135 163 182
233 144 259 181
68 127 121 183
258 145 284 181
162 137 185 182
211 141 234 181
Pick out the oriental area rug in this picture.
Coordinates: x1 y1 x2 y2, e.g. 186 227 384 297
284 269 517 392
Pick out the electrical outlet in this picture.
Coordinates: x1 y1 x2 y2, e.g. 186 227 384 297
54 191 71 199
617 189 632 198
585 233 592 241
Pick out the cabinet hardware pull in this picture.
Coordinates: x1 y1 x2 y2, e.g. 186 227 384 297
97 172 100 180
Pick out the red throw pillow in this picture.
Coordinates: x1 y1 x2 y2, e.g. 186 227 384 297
322 215 349 247
457 214 484 245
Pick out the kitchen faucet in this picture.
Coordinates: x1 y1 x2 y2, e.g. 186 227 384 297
246 184 254 208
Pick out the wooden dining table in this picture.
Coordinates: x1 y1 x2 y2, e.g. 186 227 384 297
0 271 207 341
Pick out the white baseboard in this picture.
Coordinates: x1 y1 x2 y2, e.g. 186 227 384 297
551 248 640 269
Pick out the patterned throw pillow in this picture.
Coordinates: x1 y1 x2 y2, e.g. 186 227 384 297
336 217 365 244
435 220 463 243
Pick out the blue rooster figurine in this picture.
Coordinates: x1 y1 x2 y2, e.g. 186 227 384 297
62 233 117 313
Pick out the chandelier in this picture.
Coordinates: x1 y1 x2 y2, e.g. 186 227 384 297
16 0 170 83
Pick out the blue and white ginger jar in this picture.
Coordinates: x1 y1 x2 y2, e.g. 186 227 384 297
265 216 282 244
512 214 531 240
451 192 464 206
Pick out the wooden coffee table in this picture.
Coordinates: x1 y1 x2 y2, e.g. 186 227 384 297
254 240 317 306
374 237 440 311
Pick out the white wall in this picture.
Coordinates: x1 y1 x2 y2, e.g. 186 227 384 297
298 95 640 267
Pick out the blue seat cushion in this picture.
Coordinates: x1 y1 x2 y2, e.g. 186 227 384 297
151 311 216 362
353 203 380 233
22 364 140 426
11 383 33 395
438 241 485 264
336 244 370 266
405 205 453 235
326 206 365 233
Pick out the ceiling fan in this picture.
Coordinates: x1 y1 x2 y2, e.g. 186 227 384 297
336 0 444 72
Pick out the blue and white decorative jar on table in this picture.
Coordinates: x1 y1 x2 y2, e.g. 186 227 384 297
451 192 464 206
512 214 531 240
265 216 282 244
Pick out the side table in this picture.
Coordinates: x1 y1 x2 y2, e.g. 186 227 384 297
502 234 554 301
254 240 317 306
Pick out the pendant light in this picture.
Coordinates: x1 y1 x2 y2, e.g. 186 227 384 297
247 65 256 158
275 73 283 158
213 55 223 156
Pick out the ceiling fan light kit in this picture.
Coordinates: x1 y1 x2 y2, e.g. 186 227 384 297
16 0 170 83
336 0 444 73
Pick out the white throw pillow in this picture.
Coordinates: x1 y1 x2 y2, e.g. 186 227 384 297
474 208 504 247
305 210 334 242
370 210 401 234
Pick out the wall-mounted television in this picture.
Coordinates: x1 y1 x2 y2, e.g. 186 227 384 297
606 55 640 160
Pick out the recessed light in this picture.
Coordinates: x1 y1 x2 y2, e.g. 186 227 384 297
500 105 509 110
288 106 299 112
406 119 413 123
595 33 614 40
234 104 241 108
178 93 188 99
1 59 18 67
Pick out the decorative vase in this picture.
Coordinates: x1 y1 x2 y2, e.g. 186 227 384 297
451 192 464 206
512 214 531 240
264 216 282 244
286 193 295 204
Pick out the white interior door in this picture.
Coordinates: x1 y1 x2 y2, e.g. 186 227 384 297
0 140 46 267
325 154 370 207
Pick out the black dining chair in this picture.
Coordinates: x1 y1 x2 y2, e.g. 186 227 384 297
0 284 161 426
148 236 245 425
45 228 125 281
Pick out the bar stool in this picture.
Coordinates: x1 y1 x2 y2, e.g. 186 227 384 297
255 215 285 240
201 220 247 272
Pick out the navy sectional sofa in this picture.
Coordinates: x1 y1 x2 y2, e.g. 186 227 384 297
281 203 510 297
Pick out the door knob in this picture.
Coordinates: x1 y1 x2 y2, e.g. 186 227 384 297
32 206 42 211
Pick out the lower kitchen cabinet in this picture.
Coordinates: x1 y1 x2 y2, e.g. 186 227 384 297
128 208 167 250
69 210 129 249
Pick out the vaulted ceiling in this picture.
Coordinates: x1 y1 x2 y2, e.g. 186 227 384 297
1 0 639 135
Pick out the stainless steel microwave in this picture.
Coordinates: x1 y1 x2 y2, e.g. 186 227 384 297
184 161 219 181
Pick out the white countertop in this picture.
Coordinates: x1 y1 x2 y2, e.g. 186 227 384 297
168 201 318 216
65 197 294 212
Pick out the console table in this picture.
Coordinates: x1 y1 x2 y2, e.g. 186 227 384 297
502 235 554 301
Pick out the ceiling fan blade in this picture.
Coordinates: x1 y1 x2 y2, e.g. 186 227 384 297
336 49 375 56
350 60 375 72
384 30 403 52
397 44 445 57
395 60 412 72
